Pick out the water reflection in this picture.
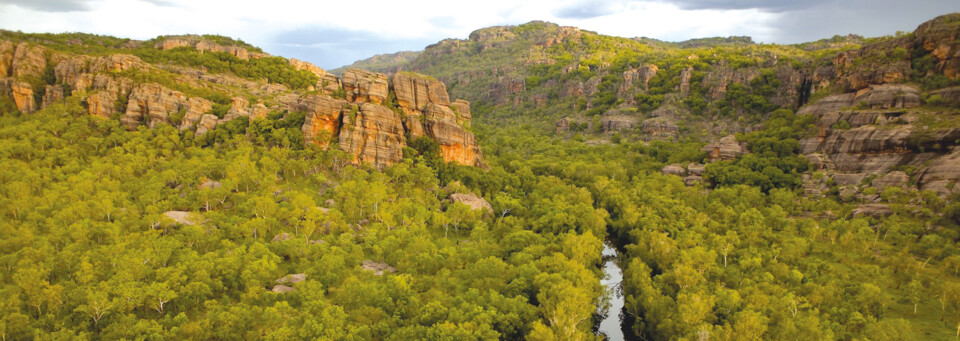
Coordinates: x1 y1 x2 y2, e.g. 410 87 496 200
598 243 624 341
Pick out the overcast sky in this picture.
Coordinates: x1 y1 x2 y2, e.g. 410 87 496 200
1 0 959 69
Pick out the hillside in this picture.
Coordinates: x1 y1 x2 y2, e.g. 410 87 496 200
2 13 960 341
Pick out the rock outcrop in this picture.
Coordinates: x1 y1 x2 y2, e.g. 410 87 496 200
361 260 397 275
11 42 46 79
163 211 199 226
390 72 485 168
450 193 493 213
300 94 347 148
155 36 265 60
661 165 686 176
601 113 639 133
121 83 213 130
341 68 388 104
702 135 748 161
339 103 406 167
0 41 484 172
10 81 35 113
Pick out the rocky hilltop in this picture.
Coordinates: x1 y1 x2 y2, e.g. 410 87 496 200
0 35 483 169
337 14 960 196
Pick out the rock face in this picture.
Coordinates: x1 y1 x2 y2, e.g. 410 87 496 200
392 72 450 111
852 204 893 219
798 76 960 195
339 103 406 167
797 84 922 116
0 38 482 172
41 85 64 109
914 13 960 80
121 83 212 130
155 36 265 60
11 82 35 113
0 41 14 76
424 103 484 167
450 193 493 213
916 148 960 195
389 72 485 168
601 113 638 133
873 171 909 189
300 94 347 148
702 135 748 161
11 42 46 79
341 69 388 104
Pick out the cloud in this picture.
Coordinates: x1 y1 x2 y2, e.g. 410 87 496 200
751 0 960 43
139 0 176 7
665 0 830 12
268 27 435 69
553 0 628 19
5 0 92 12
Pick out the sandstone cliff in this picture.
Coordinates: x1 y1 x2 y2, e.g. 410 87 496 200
0 36 485 171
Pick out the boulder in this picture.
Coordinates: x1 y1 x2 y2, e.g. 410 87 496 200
271 232 293 242
199 179 222 189
271 285 295 293
687 164 706 176
164 211 199 226
450 193 493 213
661 164 686 176
683 175 702 186
276 273 307 285
702 135 747 161
341 68 388 104
338 103 406 169
299 94 346 148
361 260 397 275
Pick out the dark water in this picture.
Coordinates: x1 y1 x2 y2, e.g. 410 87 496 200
597 242 625 341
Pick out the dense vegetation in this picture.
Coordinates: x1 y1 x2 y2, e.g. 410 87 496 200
4 16 960 340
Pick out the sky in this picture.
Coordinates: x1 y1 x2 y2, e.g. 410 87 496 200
1 0 959 69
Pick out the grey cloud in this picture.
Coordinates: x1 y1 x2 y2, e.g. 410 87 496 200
266 27 436 70
765 0 960 43
667 0 829 12
5 0 92 12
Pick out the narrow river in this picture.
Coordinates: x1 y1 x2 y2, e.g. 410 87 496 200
597 242 625 340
